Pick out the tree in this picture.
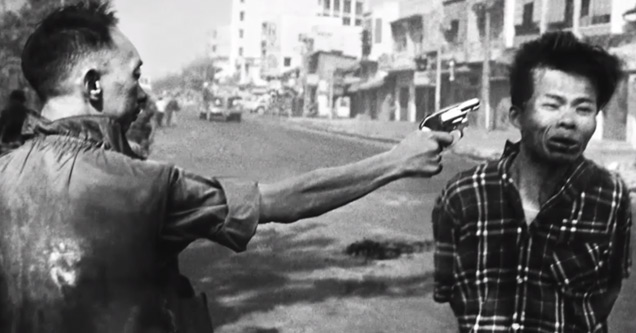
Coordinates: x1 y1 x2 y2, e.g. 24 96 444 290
153 57 219 94
0 0 75 107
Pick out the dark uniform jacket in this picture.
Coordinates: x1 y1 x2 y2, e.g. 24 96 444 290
0 115 261 333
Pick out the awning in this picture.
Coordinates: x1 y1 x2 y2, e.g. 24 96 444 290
347 82 361 93
343 76 361 85
359 72 387 91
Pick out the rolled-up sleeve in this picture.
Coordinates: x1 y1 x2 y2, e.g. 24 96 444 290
163 167 261 253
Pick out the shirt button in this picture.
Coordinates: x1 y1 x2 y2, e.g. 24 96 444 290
512 323 521 330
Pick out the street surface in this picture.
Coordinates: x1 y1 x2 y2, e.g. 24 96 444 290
151 111 636 332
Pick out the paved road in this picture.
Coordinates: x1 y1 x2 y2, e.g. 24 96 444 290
151 112 636 332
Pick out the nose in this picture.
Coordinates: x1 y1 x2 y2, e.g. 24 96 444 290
556 108 576 130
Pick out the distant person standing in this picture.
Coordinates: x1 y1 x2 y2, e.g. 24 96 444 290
155 95 167 127
165 93 180 127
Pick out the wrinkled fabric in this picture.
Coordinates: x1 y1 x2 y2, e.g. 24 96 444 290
0 115 261 333
432 141 632 333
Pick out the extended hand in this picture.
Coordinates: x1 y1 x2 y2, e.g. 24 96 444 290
388 130 455 177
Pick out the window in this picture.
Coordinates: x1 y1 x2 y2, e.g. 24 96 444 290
522 3 533 26
284 57 292 67
324 0 330 10
212 45 217 53
240 11 245 21
213 30 217 38
239 47 243 56
395 33 407 52
334 0 340 11
355 19 362 26
239 29 244 38
374 18 382 43
581 0 590 17
355 1 363 15
344 0 351 13
343 17 351 25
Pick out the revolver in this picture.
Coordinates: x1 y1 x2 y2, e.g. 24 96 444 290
419 98 480 133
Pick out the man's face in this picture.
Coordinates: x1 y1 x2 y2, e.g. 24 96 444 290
511 68 598 164
97 28 147 126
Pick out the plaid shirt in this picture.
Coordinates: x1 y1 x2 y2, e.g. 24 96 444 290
432 141 632 333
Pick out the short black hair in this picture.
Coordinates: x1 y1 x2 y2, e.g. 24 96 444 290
509 31 623 111
21 0 118 100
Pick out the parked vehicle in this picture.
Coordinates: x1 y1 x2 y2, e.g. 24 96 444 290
240 94 271 114
199 95 243 122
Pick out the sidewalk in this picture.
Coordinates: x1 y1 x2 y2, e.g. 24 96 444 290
279 116 636 190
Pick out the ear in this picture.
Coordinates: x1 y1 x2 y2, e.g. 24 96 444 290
509 104 523 130
84 69 103 112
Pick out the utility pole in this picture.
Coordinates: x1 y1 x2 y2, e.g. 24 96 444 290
435 46 442 112
572 0 582 37
473 1 494 131
328 69 334 119
482 4 492 130
539 0 549 33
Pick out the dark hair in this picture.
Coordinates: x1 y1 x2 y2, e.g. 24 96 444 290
21 0 118 100
509 31 623 110
8 90 27 104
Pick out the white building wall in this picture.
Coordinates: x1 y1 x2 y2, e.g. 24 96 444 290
367 1 399 61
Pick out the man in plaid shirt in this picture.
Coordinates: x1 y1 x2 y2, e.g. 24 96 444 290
432 31 632 333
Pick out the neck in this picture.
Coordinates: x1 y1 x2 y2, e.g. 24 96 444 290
40 96 93 121
511 145 571 205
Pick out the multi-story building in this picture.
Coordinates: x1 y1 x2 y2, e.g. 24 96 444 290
365 0 400 61
209 0 366 85
208 0 321 85
209 25 234 82
260 15 362 79
513 0 633 45
318 0 366 26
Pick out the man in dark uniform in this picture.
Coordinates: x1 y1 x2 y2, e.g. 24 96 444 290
0 2 455 333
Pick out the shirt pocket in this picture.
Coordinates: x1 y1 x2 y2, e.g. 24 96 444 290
549 240 609 297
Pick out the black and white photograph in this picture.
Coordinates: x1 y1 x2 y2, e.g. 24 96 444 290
1 0 636 332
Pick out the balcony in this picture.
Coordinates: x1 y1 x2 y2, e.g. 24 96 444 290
378 52 416 72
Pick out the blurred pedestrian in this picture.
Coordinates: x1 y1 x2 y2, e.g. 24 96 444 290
127 95 158 159
155 95 166 127
165 93 180 127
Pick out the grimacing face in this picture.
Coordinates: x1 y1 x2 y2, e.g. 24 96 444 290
97 28 147 126
510 68 598 165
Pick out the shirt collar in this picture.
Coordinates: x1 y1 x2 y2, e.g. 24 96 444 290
499 140 594 204
34 115 142 158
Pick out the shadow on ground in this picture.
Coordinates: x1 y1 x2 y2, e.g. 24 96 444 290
178 223 435 329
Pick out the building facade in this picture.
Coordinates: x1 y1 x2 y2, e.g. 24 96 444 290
318 0 366 26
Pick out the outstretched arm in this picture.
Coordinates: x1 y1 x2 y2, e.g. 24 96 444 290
258 130 454 223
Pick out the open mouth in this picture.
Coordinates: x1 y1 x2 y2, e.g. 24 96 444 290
547 136 579 152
